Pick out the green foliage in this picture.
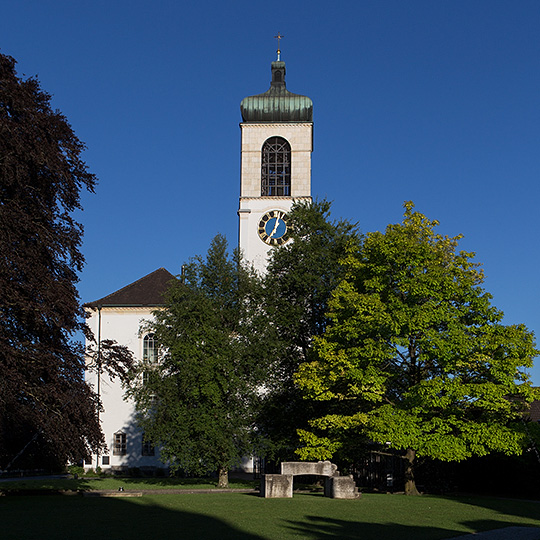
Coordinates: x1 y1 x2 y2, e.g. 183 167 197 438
258 199 360 460
296 202 538 477
67 465 84 476
127 235 268 480
265 199 360 374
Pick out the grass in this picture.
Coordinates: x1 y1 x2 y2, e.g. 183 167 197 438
0 475 257 492
1 491 540 540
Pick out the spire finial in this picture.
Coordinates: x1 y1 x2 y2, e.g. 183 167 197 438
274 32 284 61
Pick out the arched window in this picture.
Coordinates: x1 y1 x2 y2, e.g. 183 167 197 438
261 137 291 196
143 334 158 364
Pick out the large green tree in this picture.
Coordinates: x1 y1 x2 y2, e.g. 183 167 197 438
0 53 106 469
127 235 268 487
258 200 360 461
296 202 539 494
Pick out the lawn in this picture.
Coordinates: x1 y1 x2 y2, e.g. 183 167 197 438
0 475 257 492
1 490 540 540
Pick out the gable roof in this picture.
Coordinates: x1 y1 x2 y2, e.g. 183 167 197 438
85 268 176 308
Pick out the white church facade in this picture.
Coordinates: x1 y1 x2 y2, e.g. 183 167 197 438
84 268 173 471
84 54 313 472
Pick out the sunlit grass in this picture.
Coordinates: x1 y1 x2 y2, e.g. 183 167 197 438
0 476 257 491
1 491 540 540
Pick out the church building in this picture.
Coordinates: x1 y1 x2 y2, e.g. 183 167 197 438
238 56 313 272
84 51 314 471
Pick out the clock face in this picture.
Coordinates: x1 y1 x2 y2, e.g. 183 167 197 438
258 210 288 246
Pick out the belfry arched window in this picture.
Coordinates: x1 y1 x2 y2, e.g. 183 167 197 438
261 136 291 196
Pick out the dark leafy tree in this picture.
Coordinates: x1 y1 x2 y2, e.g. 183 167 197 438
86 338 136 387
127 235 269 487
296 202 539 494
0 53 124 470
258 199 360 461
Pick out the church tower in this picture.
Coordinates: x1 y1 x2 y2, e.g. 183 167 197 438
238 51 313 273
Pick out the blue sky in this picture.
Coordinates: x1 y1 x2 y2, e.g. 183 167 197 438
2 1 540 383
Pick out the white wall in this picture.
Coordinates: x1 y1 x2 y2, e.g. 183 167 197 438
85 306 163 470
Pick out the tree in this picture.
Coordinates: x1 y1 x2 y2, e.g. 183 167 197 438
296 202 539 494
258 200 360 461
127 235 268 487
0 53 104 469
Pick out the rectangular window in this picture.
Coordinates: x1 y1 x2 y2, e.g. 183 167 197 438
142 436 155 457
113 432 127 456
102 456 110 465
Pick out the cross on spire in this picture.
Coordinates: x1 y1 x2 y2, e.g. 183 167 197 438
274 32 284 61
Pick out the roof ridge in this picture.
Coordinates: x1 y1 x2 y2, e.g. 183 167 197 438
85 267 176 308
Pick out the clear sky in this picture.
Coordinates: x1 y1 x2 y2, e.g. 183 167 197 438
2 1 540 383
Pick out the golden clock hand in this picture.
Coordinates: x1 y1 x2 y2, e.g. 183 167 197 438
269 212 281 238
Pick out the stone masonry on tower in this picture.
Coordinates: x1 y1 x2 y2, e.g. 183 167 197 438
82 53 314 473
238 58 313 273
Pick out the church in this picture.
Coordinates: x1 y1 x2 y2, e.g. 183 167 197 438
84 51 314 472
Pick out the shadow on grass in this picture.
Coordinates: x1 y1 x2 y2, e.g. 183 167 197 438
1 495 266 540
285 516 459 540
451 495 540 527
281 493 540 540
284 515 539 540
459 494 540 512
3 491 540 540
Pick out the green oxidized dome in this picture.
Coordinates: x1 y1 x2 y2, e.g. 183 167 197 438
240 61 313 123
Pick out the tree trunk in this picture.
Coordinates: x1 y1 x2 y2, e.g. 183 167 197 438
217 466 229 488
404 448 420 496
